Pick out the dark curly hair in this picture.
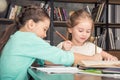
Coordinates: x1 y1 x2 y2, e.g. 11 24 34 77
16 5 50 29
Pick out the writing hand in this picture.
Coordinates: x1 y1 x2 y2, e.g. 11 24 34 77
62 40 73 51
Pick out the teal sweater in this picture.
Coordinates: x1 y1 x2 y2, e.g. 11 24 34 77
0 31 74 80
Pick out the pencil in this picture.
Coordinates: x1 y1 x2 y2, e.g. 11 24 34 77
55 31 67 41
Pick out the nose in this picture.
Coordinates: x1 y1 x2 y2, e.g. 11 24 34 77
82 32 87 36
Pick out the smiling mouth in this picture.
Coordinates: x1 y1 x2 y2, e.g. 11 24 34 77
80 38 86 40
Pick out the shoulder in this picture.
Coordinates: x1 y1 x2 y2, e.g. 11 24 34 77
12 31 47 44
84 42 95 47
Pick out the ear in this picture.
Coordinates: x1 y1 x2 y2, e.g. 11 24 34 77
26 19 35 30
68 28 72 33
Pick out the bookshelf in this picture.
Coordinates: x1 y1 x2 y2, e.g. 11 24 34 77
0 0 120 58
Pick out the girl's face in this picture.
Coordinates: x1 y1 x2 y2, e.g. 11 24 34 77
33 18 50 38
68 19 92 45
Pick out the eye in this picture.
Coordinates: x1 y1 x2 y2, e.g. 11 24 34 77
86 30 91 33
78 29 83 32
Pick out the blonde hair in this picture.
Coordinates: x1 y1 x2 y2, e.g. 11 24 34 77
67 9 94 41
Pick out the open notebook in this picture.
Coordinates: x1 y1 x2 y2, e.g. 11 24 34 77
78 60 120 68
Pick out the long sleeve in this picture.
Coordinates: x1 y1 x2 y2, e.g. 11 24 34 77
2 31 74 66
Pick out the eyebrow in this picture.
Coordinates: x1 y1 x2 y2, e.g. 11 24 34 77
77 28 91 30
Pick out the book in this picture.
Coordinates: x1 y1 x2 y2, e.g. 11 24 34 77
9 5 18 19
92 1 105 22
108 28 116 49
102 68 120 74
6 3 14 18
78 60 120 68
84 5 91 15
57 7 62 21
92 5 99 21
95 1 105 22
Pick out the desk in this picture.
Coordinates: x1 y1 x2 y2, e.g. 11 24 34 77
28 68 120 80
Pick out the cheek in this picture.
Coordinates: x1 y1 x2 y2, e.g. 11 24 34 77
35 28 42 37
72 31 80 39
35 28 41 33
86 33 91 38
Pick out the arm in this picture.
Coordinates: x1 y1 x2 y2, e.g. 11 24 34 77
100 51 118 61
44 52 103 66
73 53 102 65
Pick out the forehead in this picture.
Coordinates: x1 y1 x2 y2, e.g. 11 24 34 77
74 18 93 29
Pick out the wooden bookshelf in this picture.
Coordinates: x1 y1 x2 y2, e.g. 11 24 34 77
0 18 14 24
95 23 120 28
54 21 67 27
54 0 120 4
54 0 97 3
54 21 120 28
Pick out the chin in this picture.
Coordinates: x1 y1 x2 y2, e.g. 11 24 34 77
79 39 86 43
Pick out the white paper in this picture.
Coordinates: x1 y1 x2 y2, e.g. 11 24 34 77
31 66 120 78
31 67 81 74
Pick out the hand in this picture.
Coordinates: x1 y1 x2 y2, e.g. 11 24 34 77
62 40 73 51
101 51 118 61
93 54 102 61
103 55 118 61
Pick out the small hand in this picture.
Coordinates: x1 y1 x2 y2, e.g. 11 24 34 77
93 54 102 61
62 40 73 51
104 55 118 61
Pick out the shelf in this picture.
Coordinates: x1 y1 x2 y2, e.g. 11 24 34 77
109 0 120 4
54 0 120 4
53 21 120 28
0 18 14 24
54 0 97 3
54 21 67 27
95 23 120 28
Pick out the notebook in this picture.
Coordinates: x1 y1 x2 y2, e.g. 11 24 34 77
78 60 120 68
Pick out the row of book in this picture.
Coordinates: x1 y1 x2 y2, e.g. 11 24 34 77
5 2 50 20
4 2 68 21
96 28 116 50
54 7 68 21
3 1 107 23
92 1 105 22
6 4 22 20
